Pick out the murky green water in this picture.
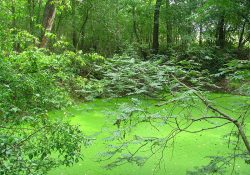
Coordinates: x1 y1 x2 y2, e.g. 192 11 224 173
48 94 250 175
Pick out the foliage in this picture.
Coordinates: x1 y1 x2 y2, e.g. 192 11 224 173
176 45 229 74
1 0 250 55
187 153 250 175
76 52 214 99
1 120 87 175
95 54 171 97
0 50 102 174
216 59 250 95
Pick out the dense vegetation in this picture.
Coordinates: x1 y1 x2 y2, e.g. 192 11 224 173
0 0 250 174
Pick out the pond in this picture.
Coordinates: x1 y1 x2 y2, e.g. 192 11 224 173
48 93 250 175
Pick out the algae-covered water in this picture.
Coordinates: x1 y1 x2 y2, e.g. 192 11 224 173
48 94 250 175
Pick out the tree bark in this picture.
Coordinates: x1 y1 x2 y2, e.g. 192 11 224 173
11 0 20 51
27 0 35 35
216 14 226 49
11 0 16 31
72 0 78 49
199 24 203 46
36 0 43 25
152 0 162 54
131 5 148 59
77 4 92 50
238 20 246 50
132 5 140 43
166 0 172 48
55 12 63 34
40 0 56 48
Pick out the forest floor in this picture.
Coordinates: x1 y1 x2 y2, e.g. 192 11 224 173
48 93 250 175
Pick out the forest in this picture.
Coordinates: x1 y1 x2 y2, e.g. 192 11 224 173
0 0 250 174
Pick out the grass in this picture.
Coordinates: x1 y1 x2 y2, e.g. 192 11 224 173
48 93 250 175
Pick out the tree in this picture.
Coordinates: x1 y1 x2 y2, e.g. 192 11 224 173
77 1 92 50
27 0 35 35
216 13 226 49
165 0 172 48
152 0 162 54
72 0 77 49
40 0 57 48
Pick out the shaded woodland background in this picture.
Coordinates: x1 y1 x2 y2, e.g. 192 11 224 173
1 0 250 56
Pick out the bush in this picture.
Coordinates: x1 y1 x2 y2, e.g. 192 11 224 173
217 59 250 95
176 45 232 75
0 50 96 175
76 53 213 99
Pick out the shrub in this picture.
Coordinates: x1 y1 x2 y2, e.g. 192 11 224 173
0 50 92 175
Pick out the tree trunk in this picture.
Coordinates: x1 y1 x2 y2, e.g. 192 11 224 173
27 0 35 35
152 0 162 54
36 0 43 25
216 14 226 49
11 0 20 51
11 0 16 31
72 0 78 49
131 5 148 59
132 6 140 43
166 0 172 48
199 24 203 46
40 0 56 48
77 5 91 50
238 20 246 50
55 12 63 34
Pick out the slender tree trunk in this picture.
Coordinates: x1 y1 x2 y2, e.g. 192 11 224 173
52 3 64 36
132 6 140 43
152 0 162 54
36 0 43 25
27 0 35 35
216 14 226 49
166 0 172 48
11 0 20 51
11 0 16 31
77 5 91 50
199 24 203 46
131 5 148 59
72 0 77 49
77 14 89 50
40 0 56 48
238 20 246 50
